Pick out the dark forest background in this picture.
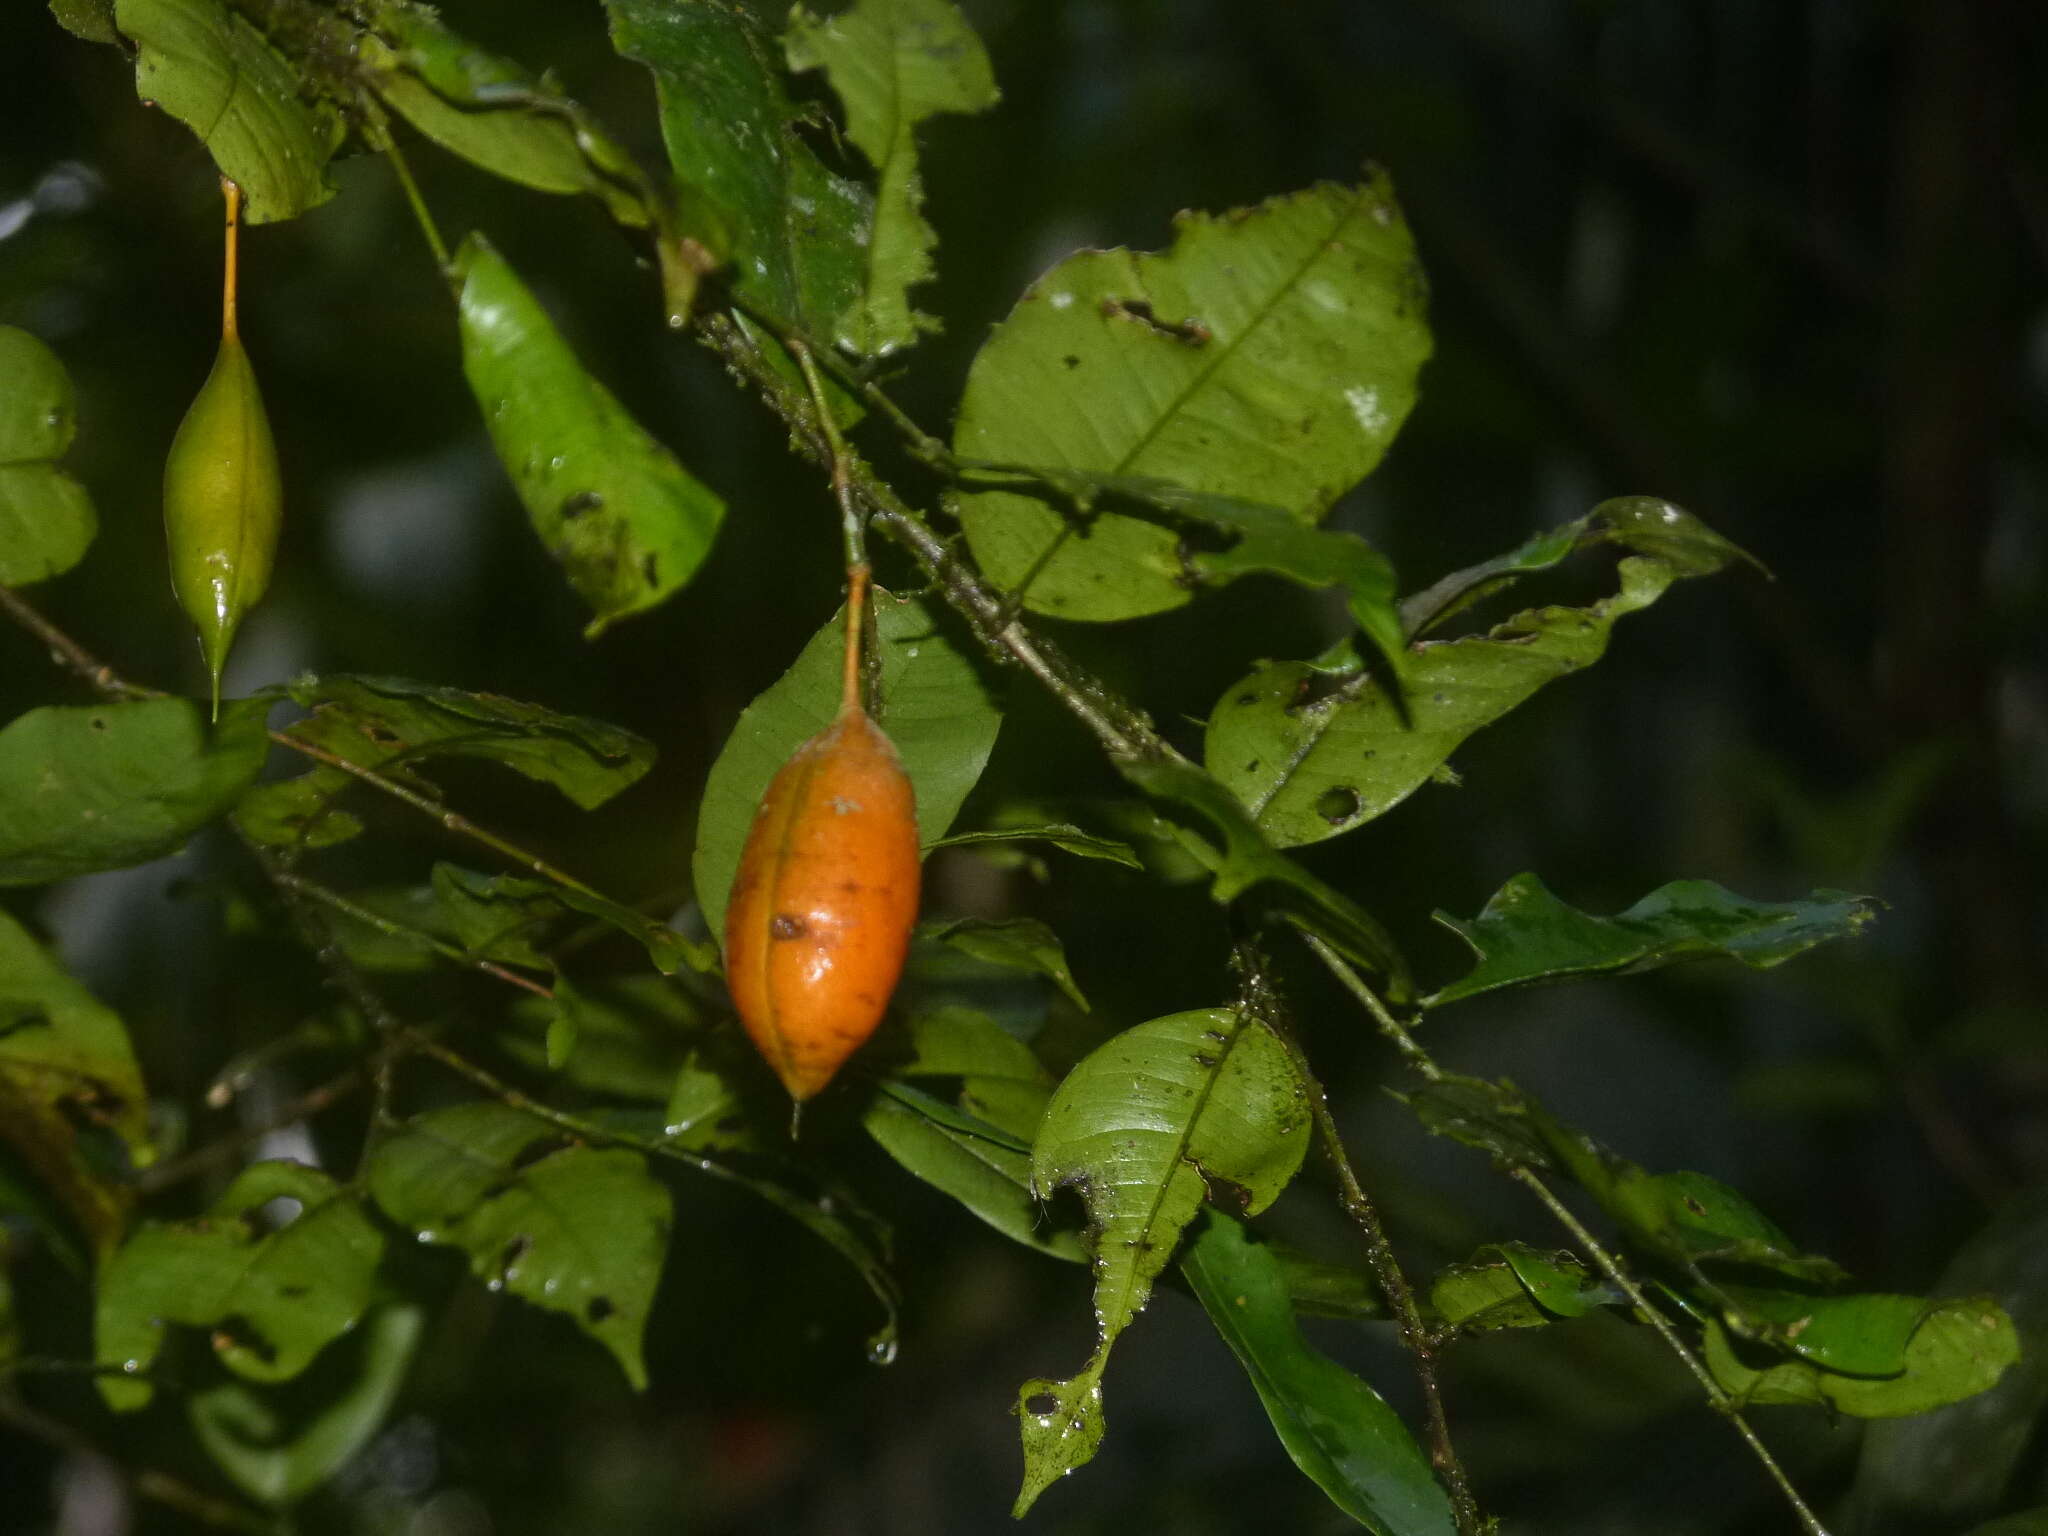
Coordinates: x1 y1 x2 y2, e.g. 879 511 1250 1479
3 1 2046 1531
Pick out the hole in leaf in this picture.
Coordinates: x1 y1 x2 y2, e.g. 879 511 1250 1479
1024 1392 1058 1417
1314 786 1360 823
586 1295 615 1323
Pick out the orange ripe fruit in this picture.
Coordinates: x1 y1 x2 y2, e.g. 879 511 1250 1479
724 568 920 1100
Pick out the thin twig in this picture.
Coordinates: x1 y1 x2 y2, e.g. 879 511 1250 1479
697 312 1168 763
1241 949 1481 1533
0 585 163 700
271 870 555 1000
1302 935 1830 1536
1505 1168 1828 1536
265 729 618 908
137 1056 375 1194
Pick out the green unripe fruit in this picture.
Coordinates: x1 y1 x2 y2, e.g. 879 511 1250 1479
164 330 280 720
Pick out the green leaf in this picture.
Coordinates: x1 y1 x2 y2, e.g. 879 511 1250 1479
1851 1188 2048 1529
237 673 654 853
922 917 1086 1011
1013 1006 1310 1514
1117 755 1412 997
430 862 558 968
504 975 712 1102
454 233 725 636
0 327 96 585
0 909 150 1261
1425 874 1883 1007
604 0 873 339
1206 503 1744 847
189 1300 424 1507
367 1102 671 1391
693 587 1002 941
899 1005 1045 1082
1396 494 1759 640
50 0 120 44
1704 1295 2018 1418
1429 1243 1612 1333
952 174 1430 623
1399 1074 1556 1171
964 465 1408 675
0 695 270 885
863 1082 1080 1260
927 821 1141 869
361 6 651 228
96 1162 385 1411
1183 1211 1456 1536
112 0 340 223
784 0 997 355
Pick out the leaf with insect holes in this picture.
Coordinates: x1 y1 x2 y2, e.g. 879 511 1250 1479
952 175 1428 627
0 909 151 1262
366 1102 670 1390
784 0 997 355
1013 1007 1309 1514
1207 504 1747 849
455 233 725 637
96 1162 384 1411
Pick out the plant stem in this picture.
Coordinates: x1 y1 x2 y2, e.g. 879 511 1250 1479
1505 1168 1830 1536
265 729 619 910
1301 935 1831 1536
697 312 1169 763
382 135 452 275
0 584 164 700
1242 951 1480 1534
792 338 868 574
271 870 555 999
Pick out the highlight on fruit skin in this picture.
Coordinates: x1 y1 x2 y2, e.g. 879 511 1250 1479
164 178 280 721
723 568 921 1101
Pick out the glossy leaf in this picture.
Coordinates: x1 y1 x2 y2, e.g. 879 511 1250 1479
0 695 270 885
1118 755 1412 998
784 0 997 355
864 1082 1080 1260
952 174 1429 622
1182 1212 1456 1535
1851 1188 2048 1529
0 326 96 585
189 1301 424 1507
693 587 1002 941
361 6 650 227
112 0 339 223
456 232 725 637
1426 874 1883 1007
922 917 1086 1011
1704 1296 2018 1418
366 1101 671 1391
603 0 872 338
0 909 150 1261
898 1005 1054 1144
1206 502 1744 847
927 821 1141 869
96 1162 384 1411
1014 1006 1310 1513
